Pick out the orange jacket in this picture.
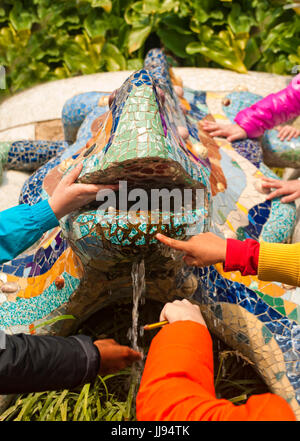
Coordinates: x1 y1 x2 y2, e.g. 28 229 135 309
136 321 296 421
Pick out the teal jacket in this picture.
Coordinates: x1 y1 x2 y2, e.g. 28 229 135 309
0 199 59 264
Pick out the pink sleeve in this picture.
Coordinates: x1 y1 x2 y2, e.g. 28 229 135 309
234 74 300 138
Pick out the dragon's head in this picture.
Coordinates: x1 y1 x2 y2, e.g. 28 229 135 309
42 50 214 309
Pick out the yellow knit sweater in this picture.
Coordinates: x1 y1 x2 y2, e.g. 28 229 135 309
258 242 300 287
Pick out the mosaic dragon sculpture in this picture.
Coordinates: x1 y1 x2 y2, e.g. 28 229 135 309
1 49 300 418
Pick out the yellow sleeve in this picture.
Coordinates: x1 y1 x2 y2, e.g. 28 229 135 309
258 242 300 287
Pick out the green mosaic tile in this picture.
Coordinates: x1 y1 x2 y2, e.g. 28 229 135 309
275 306 286 316
261 294 274 305
288 307 299 321
275 371 285 381
262 325 273 344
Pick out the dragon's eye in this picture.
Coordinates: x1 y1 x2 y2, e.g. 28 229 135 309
83 143 96 157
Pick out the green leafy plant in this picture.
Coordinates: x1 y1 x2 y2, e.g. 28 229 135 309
0 371 137 421
0 0 299 97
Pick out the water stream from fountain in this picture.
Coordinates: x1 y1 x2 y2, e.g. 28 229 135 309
130 259 146 354
126 259 146 417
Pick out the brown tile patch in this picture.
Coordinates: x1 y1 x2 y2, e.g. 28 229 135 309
35 119 64 141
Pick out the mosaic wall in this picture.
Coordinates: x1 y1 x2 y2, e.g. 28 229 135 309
0 48 300 418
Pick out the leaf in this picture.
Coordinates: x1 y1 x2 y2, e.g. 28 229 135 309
9 1 36 31
261 22 291 51
83 11 125 39
63 34 104 74
228 4 255 34
186 39 248 73
161 15 192 35
102 42 126 70
60 399 69 421
127 58 143 70
124 2 148 26
193 5 209 24
127 25 152 54
0 398 24 421
52 66 70 80
73 384 90 421
28 61 50 79
83 15 108 38
156 28 194 58
244 38 261 69
142 0 162 14
143 0 178 15
33 315 76 331
39 391 57 421
90 0 112 13
15 393 45 421
255 3 283 30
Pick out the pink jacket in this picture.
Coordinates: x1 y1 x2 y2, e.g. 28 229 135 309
234 74 300 138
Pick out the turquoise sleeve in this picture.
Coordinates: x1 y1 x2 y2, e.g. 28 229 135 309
0 199 59 264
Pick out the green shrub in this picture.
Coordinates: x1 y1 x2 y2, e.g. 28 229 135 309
0 0 299 95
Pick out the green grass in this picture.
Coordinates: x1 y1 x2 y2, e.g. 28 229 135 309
0 299 269 421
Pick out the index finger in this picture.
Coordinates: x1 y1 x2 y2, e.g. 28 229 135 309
77 183 119 195
156 233 190 252
261 180 282 189
63 163 83 184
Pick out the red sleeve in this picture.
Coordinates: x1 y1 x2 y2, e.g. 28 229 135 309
136 321 296 421
223 238 260 276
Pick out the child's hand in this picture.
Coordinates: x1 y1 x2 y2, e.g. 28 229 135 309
159 299 206 327
93 339 142 375
276 125 300 141
261 178 300 203
156 232 226 267
49 163 118 219
201 121 247 142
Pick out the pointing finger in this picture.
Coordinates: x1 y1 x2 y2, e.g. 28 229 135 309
156 233 190 252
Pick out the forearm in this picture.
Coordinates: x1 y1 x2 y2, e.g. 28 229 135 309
136 322 295 421
136 321 216 420
223 238 259 275
0 332 100 393
0 199 58 264
223 238 300 288
258 242 300 287
235 75 300 138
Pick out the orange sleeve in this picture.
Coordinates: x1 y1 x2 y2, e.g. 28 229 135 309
136 321 296 421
